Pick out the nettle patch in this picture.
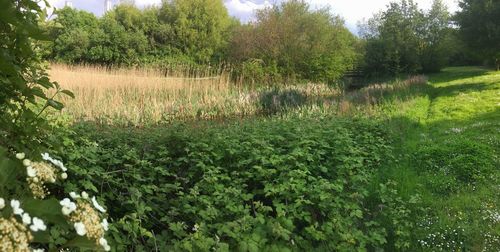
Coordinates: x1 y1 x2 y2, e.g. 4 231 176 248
55 117 418 251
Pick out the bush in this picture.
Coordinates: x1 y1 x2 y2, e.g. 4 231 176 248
1 0 111 250
53 117 415 250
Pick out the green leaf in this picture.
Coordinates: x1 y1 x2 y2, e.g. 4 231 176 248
64 236 100 250
22 198 68 225
47 99 64 110
61 89 75 98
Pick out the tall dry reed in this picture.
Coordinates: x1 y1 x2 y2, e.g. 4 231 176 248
48 64 343 125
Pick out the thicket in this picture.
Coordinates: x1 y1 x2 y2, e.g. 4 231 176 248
44 0 358 84
54 118 420 251
45 0 231 66
455 0 500 71
359 0 456 76
228 1 359 84
43 0 499 82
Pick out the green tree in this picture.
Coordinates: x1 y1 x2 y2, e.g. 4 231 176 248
455 0 500 70
361 0 454 75
159 0 231 63
420 0 453 73
361 0 425 76
229 0 357 84
49 7 100 63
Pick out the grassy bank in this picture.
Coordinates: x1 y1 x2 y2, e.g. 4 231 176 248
380 67 499 250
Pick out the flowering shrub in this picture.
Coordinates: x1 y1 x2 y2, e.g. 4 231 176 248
0 0 111 250
1 152 111 251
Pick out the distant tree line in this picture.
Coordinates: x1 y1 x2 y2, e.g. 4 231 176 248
43 0 499 83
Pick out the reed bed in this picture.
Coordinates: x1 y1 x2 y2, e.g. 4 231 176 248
48 64 344 125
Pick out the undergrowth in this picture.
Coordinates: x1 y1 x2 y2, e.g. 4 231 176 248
47 67 499 251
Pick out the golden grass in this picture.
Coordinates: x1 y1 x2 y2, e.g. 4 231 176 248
49 64 342 125
48 64 427 125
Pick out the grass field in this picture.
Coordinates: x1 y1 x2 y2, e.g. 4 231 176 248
50 66 499 250
379 67 500 250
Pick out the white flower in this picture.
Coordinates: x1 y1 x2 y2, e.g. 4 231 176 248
61 173 68 179
104 244 110 251
13 206 23 215
0 198 4 209
27 166 37 177
22 159 31 167
60 198 71 207
81 191 89 199
30 217 47 232
69 192 80 199
11 199 20 209
41 153 67 172
101 219 109 231
22 213 31 225
74 222 87 236
99 237 108 247
61 207 72 216
91 197 106 213
60 198 77 215
11 200 23 215
16 152 25 160
32 249 44 252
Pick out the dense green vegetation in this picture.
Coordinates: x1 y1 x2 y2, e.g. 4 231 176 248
57 118 402 250
455 0 500 71
1 0 110 251
2 0 499 251
43 67 498 251
44 0 499 80
44 0 358 84
359 0 455 75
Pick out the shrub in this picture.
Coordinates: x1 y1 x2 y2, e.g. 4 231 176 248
53 117 415 250
1 0 111 250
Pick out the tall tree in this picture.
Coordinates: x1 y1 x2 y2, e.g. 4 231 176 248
455 0 500 70
420 0 452 72
49 7 100 63
360 0 425 76
360 0 454 76
159 0 231 63
229 0 358 83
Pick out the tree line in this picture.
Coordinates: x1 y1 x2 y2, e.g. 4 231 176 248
43 0 500 83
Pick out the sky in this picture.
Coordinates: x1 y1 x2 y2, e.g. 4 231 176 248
46 0 460 33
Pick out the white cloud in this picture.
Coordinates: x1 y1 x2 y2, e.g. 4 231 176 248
225 0 272 22
311 0 459 29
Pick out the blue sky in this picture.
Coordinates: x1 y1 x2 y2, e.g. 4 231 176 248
46 0 460 33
